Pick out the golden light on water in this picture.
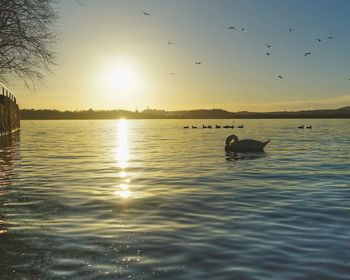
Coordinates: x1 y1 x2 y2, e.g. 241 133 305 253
115 119 132 199
119 171 127 178
114 184 132 199
116 119 129 169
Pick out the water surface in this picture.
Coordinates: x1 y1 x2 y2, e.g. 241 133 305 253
1 119 350 279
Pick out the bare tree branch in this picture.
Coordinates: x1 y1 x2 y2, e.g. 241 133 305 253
0 0 57 86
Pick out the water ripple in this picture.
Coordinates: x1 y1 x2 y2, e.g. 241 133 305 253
0 119 350 279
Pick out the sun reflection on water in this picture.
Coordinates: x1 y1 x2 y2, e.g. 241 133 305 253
116 119 129 169
114 184 131 198
115 119 132 199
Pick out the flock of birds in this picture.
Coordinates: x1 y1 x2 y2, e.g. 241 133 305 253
183 124 313 129
184 124 243 129
141 10 348 80
226 24 337 80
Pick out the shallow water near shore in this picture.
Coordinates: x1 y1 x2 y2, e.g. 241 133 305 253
1 119 350 279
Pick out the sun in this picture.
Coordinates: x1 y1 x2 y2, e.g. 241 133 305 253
103 63 137 92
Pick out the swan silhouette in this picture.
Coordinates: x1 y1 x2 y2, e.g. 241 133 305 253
225 134 270 152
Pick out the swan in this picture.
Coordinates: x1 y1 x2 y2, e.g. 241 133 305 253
225 134 270 152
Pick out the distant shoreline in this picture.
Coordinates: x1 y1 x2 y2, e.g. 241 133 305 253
20 107 350 120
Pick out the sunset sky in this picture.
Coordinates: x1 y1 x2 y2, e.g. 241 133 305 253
12 0 350 112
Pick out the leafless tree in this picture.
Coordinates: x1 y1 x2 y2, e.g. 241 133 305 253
0 0 57 85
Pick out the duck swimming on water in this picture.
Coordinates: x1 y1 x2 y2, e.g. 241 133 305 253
225 134 270 153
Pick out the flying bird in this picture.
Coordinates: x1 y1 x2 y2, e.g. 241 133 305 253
228 26 237 30
195 62 202 65
317 38 322 42
328 36 334 39
265 43 272 48
142 11 151 16
289 28 295 32
241 27 247 32
278 75 283 79
75 0 86 6
304 52 311 57
265 52 271 56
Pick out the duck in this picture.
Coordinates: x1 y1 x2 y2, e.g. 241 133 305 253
225 134 270 153
216 125 221 128
306 125 312 129
298 125 304 129
192 125 197 129
238 125 244 128
184 126 189 129
223 125 234 129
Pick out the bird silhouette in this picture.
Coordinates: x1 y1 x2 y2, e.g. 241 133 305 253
241 27 247 32
317 38 322 42
195 62 202 65
328 36 334 39
265 43 272 48
289 28 295 32
142 11 151 16
75 0 86 6
228 26 237 30
265 52 271 56
304 52 311 57
278 75 283 79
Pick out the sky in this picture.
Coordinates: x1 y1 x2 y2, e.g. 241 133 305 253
11 0 350 112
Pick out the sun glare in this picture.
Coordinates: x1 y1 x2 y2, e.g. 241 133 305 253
103 63 137 92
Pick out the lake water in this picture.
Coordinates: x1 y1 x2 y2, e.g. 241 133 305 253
1 119 350 279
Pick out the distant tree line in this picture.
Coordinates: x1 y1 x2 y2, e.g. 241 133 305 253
20 107 350 120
